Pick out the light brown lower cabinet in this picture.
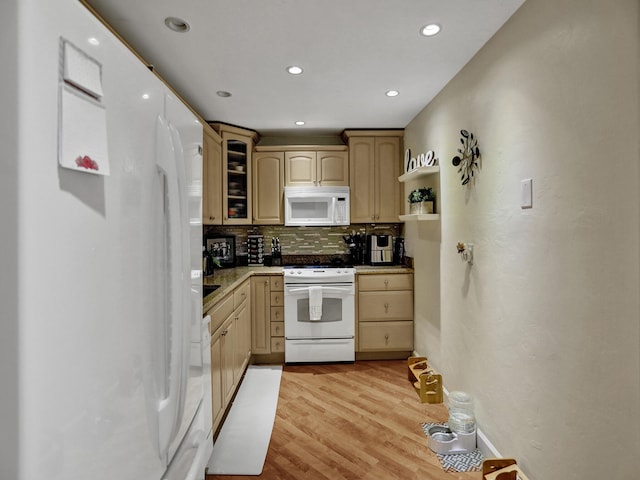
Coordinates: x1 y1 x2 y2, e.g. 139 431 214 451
233 280 251 380
206 278 251 433
359 321 413 351
250 276 271 354
357 272 414 355
270 336 285 353
209 325 223 429
250 275 284 357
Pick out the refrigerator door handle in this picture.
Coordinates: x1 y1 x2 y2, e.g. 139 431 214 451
155 114 187 459
167 116 191 435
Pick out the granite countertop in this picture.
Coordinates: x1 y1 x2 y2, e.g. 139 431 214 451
202 264 413 312
203 266 283 312
354 265 413 274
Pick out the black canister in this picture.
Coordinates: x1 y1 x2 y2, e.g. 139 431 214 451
393 237 405 265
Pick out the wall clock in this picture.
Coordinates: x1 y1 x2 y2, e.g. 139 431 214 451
452 130 480 186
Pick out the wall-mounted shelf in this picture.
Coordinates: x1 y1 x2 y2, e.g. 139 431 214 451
398 165 440 183
399 213 440 222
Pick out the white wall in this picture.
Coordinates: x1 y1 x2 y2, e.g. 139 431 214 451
403 0 640 478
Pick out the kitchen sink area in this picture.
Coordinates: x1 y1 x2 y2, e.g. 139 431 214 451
203 284 220 297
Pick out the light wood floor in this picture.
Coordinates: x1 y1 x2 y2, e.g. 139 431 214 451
207 360 478 480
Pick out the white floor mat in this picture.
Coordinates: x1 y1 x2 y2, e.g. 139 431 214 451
207 365 283 475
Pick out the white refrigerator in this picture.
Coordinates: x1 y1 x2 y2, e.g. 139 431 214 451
0 0 212 479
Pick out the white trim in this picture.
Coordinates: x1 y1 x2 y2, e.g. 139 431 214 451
476 428 501 458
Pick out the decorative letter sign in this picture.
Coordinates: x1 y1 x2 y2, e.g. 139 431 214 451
405 149 438 173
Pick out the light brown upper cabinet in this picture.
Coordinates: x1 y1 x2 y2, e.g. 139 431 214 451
210 123 259 225
284 148 348 187
343 130 403 223
202 126 223 225
252 151 284 224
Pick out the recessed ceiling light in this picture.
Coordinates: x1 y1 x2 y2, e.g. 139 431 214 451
386 90 400 97
216 91 232 98
420 23 441 37
141 93 150 100
286 65 304 75
88 37 100 46
164 17 190 33
295 121 306 126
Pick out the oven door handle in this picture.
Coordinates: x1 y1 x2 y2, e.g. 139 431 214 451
285 286 354 295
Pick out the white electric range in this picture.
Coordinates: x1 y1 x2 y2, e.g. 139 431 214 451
283 265 355 363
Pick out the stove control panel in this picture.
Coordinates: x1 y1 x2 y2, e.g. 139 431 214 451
284 267 355 284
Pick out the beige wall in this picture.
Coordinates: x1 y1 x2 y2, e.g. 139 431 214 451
403 0 640 478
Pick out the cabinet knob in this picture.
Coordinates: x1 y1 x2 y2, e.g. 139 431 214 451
274 311 280 319
275 326 280 333
385 333 389 345
384 302 389 313
221 330 228 336
384 279 389 287
264 280 269 286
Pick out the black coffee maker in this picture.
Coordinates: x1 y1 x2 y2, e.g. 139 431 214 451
343 232 367 265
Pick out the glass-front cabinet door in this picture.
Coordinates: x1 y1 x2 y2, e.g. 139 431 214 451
224 133 251 223
211 124 258 225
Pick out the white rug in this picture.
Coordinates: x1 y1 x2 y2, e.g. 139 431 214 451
207 365 283 475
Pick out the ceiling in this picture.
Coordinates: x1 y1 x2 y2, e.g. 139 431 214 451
84 0 526 137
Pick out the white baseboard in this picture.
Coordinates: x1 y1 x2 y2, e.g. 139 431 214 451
476 428 501 458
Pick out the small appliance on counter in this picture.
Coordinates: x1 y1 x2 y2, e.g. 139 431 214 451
342 232 367 265
247 234 264 266
205 234 236 268
270 237 282 266
393 237 405 265
367 234 394 265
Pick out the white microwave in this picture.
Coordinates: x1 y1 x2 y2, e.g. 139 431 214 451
284 186 350 226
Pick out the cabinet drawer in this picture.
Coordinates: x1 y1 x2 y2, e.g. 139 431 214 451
270 275 284 291
271 306 284 323
270 321 285 337
234 280 250 309
270 291 284 307
270 337 285 353
207 293 233 333
358 290 413 321
359 321 413 351
358 273 413 291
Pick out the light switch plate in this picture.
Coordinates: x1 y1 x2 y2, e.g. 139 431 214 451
521 178 532 209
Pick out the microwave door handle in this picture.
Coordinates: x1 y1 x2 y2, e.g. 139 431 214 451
332 197 337 223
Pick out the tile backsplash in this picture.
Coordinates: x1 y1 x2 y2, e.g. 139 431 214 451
204 224 401 257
